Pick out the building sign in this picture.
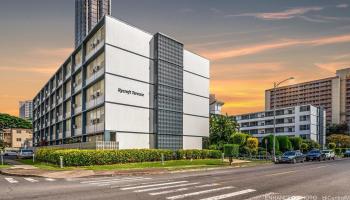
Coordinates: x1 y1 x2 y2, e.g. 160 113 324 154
118 88 144 97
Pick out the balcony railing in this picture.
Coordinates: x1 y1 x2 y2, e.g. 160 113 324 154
57 115 63 122
73 83 82 93
58 131 63 139
65 112 71 118
86 66 104 86
51 118 56 125
74 128 82 136
74 63 82 72
57 97 63 105
86 123 104 134
65 72 71 80
74 106 82 114
65 130 71 138
65 92 71 99
86 96 104 110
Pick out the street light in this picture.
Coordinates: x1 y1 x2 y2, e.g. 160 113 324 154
272 77 295 162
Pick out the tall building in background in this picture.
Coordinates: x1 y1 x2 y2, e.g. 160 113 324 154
19 100 33 120
209 94 225 115
265 68 350 126
75 0 111 47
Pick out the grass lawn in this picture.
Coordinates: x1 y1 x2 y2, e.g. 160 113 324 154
17 158 271 171
0 164 10 169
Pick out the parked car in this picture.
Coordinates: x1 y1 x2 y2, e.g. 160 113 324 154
277 151 305 164
2 150 18 156
17 149 34 159
344 149 350 158
322 150 335 160
306 150 326 161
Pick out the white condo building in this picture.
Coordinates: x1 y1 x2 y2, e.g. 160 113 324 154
32 16 210 150
234 105 326 147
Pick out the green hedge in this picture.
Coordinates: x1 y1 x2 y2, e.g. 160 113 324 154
35 149 222 166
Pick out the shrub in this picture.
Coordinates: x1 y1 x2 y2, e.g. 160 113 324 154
246 137 259 155
300 143 308 153
35 148 222 166
261 135 279 153
231 133 249 146
223 144 239 165
303 139 320 151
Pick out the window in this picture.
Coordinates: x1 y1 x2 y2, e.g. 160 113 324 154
86 79 104 103
300 124 310 130
276 110 284 116
300 115 310 121
74 115 82 129
87 106 105 126
16 138 21 142
86 26 105 56
74 93 82 108
65 119 71 131
65 100 71 114
300 105 310 112
87 53 105 79
74 49 83 67
276 127 284 133
74 71 82 86
276 118 285 124
16 130 21 133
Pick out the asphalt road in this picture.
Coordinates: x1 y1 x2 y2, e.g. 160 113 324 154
1 158 350 200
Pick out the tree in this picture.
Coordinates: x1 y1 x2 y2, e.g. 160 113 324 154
326 134 350 148
262 135 279 153
231 132 249 146
209 114 239 150
289 137 303 150
277 136 292 152
246 137 259 155
303 139 320 151
223 144 239 165
0 139 4 150
300 143 308 153
326 123 349 136
327 142 336 150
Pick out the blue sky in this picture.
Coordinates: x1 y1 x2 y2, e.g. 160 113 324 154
0 0 350 115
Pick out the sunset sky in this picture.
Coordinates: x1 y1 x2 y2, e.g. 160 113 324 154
1 0 350 116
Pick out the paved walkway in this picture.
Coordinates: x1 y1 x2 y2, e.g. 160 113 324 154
5 159 37 170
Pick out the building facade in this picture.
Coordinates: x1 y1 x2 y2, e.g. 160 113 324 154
33 16 210 150
19 100 33 120
3 129 33 148
234 105 326 147
75 0 111 47
209 94 225 115
265 68 350 126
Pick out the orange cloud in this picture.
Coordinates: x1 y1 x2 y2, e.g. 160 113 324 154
314 61 350 73
202 34 350 61
0 66 57 74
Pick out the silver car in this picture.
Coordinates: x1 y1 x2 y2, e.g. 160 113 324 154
17 149 34 159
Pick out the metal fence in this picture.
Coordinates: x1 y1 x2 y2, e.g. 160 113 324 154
36 141 119 150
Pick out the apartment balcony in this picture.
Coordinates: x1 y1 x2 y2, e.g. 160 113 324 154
65 92 71 100
51 118 56 125
73 83 82 93
65 112 71 119
57 97 63 105
65 130 71 138
86 66 104 86
57 131 63 139
65 73 71 80
41 124 45 129
74 106 82 114
57 79 63 87
51 133 56 141
57 115 63 122
86 41 104 61
86 96 104 110
86 123 104 134
74 63 82 72
74 127 82 136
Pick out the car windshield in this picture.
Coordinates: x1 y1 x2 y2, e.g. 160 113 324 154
309 150 320 154
21 150 33 153
283 151 295 156
322 150 330 153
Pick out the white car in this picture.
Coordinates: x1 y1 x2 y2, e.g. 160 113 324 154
322 150 335 160
2 151 18 156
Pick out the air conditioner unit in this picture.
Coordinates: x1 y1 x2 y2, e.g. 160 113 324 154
72 125 77 129
95 65 100 71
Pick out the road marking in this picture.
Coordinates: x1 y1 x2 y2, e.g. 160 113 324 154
45 178 56 182
284 196 305 200
134 182 200 193
243 192 277 200
121 181 188 190
166 186 234 200
200 189 256 200
265 170 298 177
24 178 39 183
81 177 149 184
5 178 18 183
149 183 220 195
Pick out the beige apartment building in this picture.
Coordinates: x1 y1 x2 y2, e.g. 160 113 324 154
2 129 33 148
265 68 350 125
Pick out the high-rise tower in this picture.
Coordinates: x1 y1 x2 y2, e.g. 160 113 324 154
75 0 111 47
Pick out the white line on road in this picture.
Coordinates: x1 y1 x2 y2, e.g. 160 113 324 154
265 170 298 177
5 178 18 183
84 178 152 186
166 186 234 200
45 178 56 182
149 184 220 196
284 196 305 200
200 189 256 200
243 192 277 200
134 182 200 193
121 181 188 190
24 178 39 183
80 177 149 184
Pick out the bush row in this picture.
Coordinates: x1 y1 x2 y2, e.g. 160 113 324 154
35 149 222 166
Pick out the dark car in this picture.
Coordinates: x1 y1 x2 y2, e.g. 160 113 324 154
306 150 326 161
277 151 305 164
344 149 350 158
